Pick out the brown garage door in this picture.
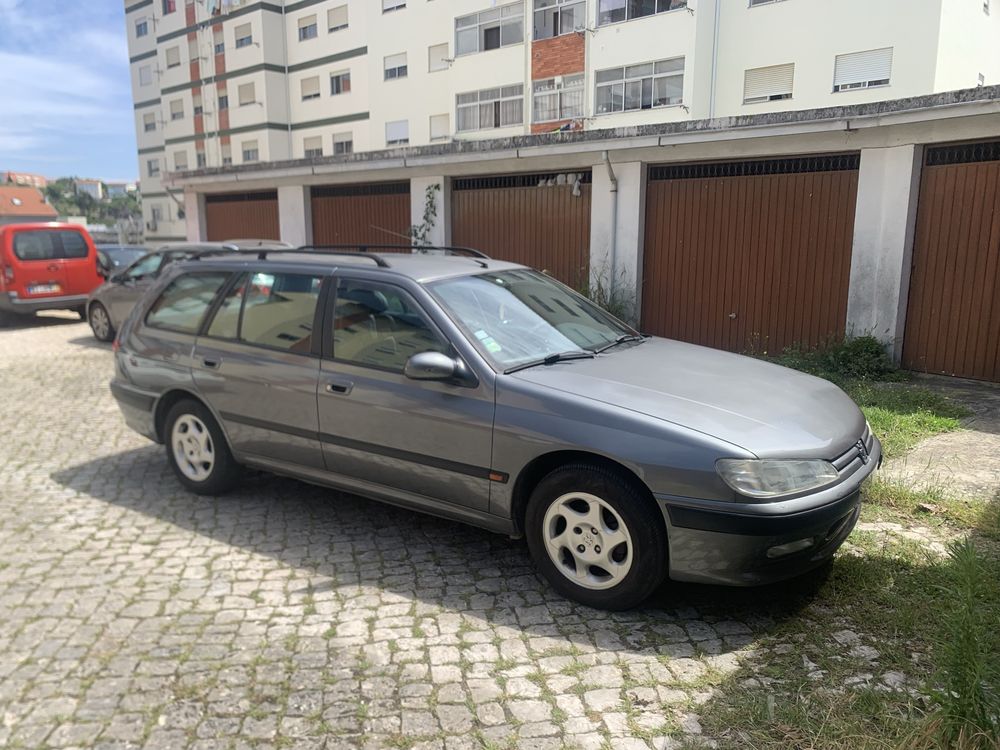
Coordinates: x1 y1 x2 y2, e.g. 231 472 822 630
451 173 591 288
642 155 859 353
903 142 1000 382
311 183 410 246
205 191 279 241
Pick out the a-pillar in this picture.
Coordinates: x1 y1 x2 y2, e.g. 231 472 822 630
845 145 923 362
277 184 313 246
410 176 451 247
183 191 206 242
589 160 646 324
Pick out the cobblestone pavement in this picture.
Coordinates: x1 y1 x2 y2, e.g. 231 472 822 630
1 315 815 750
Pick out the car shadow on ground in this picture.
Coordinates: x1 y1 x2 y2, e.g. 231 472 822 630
65 335 110 350
51 445 832 644
0 312 84 330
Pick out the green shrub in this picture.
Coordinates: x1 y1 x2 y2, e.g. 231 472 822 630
770 336 898 382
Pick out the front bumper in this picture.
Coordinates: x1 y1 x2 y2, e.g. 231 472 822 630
0 291 89 314
658 434 881 586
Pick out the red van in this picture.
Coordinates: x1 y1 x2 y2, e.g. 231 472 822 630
0 222 103 321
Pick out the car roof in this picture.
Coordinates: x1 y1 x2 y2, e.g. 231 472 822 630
154 239 292 253
179 250 529 284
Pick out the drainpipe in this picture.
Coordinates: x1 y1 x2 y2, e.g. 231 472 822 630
709 0 721 120
602 151 618 274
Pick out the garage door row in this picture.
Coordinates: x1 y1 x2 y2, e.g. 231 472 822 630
202 141 1000 382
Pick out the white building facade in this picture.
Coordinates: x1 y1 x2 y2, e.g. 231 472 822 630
126 0 1000 383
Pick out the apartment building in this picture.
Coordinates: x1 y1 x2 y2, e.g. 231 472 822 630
126 0 1000 384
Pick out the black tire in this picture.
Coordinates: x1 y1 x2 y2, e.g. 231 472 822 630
164 399 241 495
88 302 115 342
524 463 668 610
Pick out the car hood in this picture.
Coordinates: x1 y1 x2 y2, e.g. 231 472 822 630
510 337 866 459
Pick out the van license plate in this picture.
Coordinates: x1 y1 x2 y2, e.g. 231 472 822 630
27 283 61 295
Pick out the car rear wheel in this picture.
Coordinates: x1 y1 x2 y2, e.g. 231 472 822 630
164 399 241 495
525 463 668 610
88 303 115 342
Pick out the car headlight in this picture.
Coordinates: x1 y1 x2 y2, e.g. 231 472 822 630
716 458 839 499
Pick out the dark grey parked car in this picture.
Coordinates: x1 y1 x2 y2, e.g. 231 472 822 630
109 248 880 609
87 240 291 341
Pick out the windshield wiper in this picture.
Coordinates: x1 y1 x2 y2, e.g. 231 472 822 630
595 334 646 354
505 351 595 374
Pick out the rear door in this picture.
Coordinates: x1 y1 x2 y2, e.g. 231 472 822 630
192 269 326 469
61 229 101 296
316 276 495 512
6 228 71 301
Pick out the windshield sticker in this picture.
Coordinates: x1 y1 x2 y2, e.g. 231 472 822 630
482 337 502 353
474 330 489 340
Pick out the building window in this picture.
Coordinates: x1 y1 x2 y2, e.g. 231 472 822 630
162 0 176 14
386 120 409 146
143 112 156 132
384 53 408 81
743 63 794 104
595 57 683 114
832 47 892 92
218 94 229 110
242 140 259 162
533 74 584 122
333 132 353 155
430 114 450 141
298 14 318 41
238 82 256 106
170 99 184 120
151 205 163 223
192 93 203 116
213 28 224 55
328 5 348 31
174 151 188 171
456 84 523 132
533 0 585 40
597 0 686 26
147 159 160 177
428 43 450 72
165 46 181 68
301 76 321 101
303 136 323 158
383 0 406 12
222 144 232 165
139 65 152 86
234 23 253 49
330 71 351 95
135 18 149 37
196 151 207 168
456 3 524 56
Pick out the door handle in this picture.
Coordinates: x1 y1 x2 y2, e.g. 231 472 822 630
324 379 353 395
202 357 221 370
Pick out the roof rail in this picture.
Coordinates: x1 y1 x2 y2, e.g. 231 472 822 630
189 247 392 267
299 244 492 260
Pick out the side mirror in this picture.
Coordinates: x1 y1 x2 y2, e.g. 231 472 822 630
404 351 458 381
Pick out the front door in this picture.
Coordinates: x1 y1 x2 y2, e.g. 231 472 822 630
108 252 163 327
317 277 495 512
192 270 326 469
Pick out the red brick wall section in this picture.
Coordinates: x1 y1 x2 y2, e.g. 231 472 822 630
531 33 585 80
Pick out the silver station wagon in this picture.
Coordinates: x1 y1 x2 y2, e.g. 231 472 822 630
109 247 880 610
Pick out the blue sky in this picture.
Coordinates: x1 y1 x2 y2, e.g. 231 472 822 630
0 0 138 182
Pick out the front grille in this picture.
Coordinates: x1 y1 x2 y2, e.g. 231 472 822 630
832 424 875 472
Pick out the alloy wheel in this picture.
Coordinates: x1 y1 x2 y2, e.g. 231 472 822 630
541 491 634 590
171 414 215 482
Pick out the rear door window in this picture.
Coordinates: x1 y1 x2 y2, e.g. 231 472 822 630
239 272 323 353
145 272 230 333
12 230 89 260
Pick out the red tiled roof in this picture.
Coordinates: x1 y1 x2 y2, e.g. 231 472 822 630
0 186 58 218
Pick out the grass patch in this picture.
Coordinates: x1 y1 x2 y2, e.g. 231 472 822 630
863 480 1000 540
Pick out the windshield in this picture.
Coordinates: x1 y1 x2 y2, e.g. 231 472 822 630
429 269 635 370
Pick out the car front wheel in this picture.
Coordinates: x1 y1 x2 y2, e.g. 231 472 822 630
164 399 241 495
88 303 115 342
525 463 669 610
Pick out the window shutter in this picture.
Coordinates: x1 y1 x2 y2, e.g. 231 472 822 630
328 5 348 29
430 113 449 140
238 82 255 105
743 63 794 102
165 47 180 66
834 48 893 88
301 76 320 98
303 136 322 154
428 43 449 72
235 23 251 39
298 15 316 30
385 53 407 70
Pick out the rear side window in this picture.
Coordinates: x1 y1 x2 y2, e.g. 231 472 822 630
205 271 323 354
12 230 89 260
240 272 323 352
145 273 229 333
